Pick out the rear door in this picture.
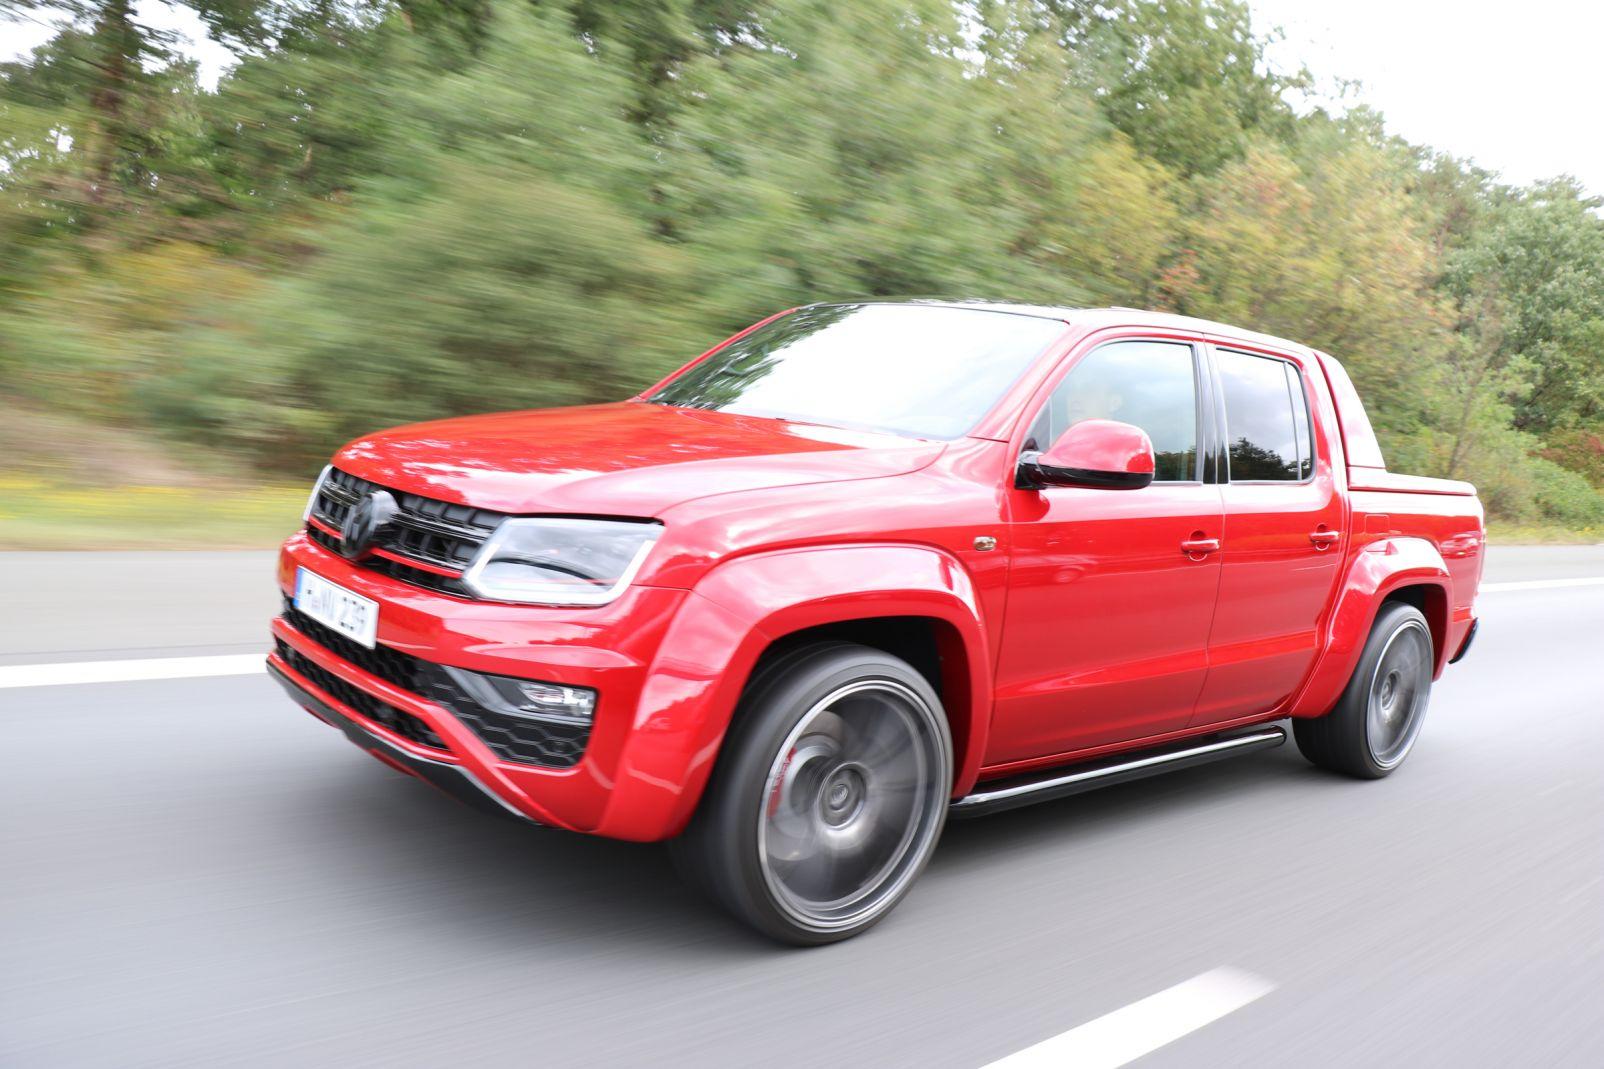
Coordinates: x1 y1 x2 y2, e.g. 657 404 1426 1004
988 336 1226 766
1190 343 1345 725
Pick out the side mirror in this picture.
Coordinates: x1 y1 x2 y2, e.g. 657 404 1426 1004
1018 418 1155 490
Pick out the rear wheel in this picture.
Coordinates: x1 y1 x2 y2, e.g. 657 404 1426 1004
1295 601 1434 779
671 643 952 945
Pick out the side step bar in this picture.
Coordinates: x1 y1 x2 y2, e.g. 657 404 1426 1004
949 725 1287 818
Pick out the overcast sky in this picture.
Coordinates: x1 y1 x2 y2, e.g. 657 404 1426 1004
1252 0 1603 195
1 1 232 86
3 0 1600 197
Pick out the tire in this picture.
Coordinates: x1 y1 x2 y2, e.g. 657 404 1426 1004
1295 601 1434 779
671 642 953 945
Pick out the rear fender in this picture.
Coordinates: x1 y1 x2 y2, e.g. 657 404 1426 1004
595 544 991 841
1288 537 1452 718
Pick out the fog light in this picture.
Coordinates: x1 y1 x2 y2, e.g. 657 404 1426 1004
443 667 597 725
508 680 596 720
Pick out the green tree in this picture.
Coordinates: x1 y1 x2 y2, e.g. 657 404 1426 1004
1445 180 1604 437
567 0 765 123
659 0 1127 327
1009 0 1306 175
971 5 1183 305
0 9 198 245
1163 130 1448 455
151 5 697 466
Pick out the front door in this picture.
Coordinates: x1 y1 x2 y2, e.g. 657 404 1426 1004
988 338 1225 767
1190 346 1344 725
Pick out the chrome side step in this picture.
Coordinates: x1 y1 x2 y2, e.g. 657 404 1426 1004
949 726 1287 818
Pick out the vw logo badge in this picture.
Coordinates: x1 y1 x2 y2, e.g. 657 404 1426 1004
339 490 399 559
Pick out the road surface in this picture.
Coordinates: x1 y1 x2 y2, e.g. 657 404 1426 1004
3 547 1601 1066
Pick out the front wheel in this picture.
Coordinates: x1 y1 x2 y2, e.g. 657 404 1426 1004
672 643 953 945
1295 601 1434 779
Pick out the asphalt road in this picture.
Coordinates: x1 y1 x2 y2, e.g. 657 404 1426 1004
3 547 1602 1067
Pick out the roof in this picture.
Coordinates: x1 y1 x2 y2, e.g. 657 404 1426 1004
805 299 1316 356
808 297 1087 320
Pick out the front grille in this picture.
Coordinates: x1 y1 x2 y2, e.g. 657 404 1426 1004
307 467 505 592
366 554 472 597
279 599 591 769
275 637 447 750
307 524 474 595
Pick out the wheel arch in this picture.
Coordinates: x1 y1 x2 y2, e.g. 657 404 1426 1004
1378 583 1449 668
594 543 993 841
1288 537 1453 718
741 614 977 790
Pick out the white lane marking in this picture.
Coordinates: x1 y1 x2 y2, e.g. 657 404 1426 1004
0 654 264 690
1 573 1596 688
1480 576 1604 592
982 967 1275 1069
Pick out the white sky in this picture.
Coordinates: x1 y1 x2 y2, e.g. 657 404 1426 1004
3 1 1600 196
1251 0 1604 195
1 1 234 88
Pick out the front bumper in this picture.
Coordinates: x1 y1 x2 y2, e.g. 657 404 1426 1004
268 660 529 822
273 532 695 836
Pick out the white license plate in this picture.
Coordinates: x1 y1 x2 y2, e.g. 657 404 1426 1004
295 568 379 649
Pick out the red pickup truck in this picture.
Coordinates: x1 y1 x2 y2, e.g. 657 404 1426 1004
269 302 1483 943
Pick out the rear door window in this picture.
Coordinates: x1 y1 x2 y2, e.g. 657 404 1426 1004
1216 349 1312 481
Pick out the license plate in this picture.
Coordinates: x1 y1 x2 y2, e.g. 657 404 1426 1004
295 568 379 649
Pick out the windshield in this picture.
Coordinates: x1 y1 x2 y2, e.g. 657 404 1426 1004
648 304 1067 439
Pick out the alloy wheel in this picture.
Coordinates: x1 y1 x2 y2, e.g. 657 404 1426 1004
757 679 948 933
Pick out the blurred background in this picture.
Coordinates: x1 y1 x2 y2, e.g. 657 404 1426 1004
4 6 1603 1065
1 0 1602 543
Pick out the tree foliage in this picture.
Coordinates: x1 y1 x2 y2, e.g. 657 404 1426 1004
1 0 1602 524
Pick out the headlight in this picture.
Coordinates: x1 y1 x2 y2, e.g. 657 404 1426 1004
461 517 662 606
303 464 332 521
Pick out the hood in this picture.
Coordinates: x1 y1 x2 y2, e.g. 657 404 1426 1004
332 402 945 516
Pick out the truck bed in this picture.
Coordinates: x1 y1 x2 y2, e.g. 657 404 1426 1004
1346 468 1477 497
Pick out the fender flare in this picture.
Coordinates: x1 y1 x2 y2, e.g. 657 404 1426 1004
1288 536 1452 718
593 543 992 841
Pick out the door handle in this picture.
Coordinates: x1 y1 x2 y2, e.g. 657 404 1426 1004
1180 535 1220 557
1309 528 1341 549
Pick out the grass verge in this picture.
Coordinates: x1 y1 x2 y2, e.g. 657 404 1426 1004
1484 521 1603 545
0 478 306 550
